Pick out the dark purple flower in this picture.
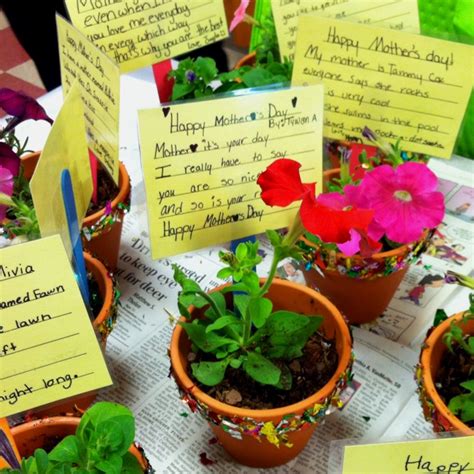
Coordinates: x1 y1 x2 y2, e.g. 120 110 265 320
185 70 197 82
0 143 20 177
0 427 20 469
0 88 53 127
362 126 377 142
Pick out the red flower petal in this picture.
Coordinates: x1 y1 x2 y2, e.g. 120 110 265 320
257 159 315 207
0 88 53 124
300 198 373 244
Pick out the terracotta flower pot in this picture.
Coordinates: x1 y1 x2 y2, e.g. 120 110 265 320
29 252 117 417
300 169 429 325
10 417 152 472
20 152 131 271
417 312 474 435
170 279 353 468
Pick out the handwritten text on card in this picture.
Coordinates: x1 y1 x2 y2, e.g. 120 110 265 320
292 16 473 158
138 87 323 259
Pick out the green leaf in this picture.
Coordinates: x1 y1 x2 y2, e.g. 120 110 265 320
236 242 248 260
204 292 227 320
194 57 218 83
229 356 243 369
460 379 474 393
448 391 474 423
48 436 81 464
121 452 144 474
241 272 260 295
234 294 250 318
220 282 249 294
265 229 282 247
205 315 242 333
275 364 293 390
249 298 273 328
216 267 233 280
243 351 281 386
468 336 474 355
34 449 49 473
191 359 230 386
96 453 122 474
180 322 236 353
171 82 195 101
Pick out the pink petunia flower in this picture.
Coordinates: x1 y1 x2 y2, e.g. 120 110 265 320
0 143 20 177
0 167 15 221
229 0 250 32
359 162 445 244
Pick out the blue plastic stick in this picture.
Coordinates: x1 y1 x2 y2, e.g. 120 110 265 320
61 169 90 304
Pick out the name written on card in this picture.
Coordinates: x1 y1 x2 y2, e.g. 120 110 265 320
138 86 324 259
292 16 474 158
0 235 112 417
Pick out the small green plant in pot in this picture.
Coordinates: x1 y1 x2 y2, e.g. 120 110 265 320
0 402 153 473
170 160 355 467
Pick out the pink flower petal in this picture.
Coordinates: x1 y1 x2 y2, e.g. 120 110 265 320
0 88 53 124
0 143 20 177
337 229 361 256
229 0 250 31
0 167 14 196
316 192 347 209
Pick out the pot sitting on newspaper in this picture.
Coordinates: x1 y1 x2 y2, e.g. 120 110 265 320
169 191 353 468
20 152 131 271
417 284 474 435
278 127 445 325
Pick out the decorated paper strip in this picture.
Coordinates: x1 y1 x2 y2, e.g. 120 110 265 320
292 16 474 158
64 0 228 73
342 437 474 474
0 235 112 417
57 15 120 183
30 83 93 259
271 0 420 61
138 86 323 259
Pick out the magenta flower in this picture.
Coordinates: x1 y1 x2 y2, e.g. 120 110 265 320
0 88 53 129
229 0 250 32
0 144 20 221
359 162 445 244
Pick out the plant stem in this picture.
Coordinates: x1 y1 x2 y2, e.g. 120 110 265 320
257 247 281 299
183 290 225 319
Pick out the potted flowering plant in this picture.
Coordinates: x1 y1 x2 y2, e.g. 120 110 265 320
0 88 131 270
0 402 154 473
170 184 353 467
167 1 291 102
417 274 474 435
257 129 445 324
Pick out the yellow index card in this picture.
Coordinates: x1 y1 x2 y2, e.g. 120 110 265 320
139 86 323 259
271 0 420 61
292 16 474 158
57 15 120 184
65 0 228 73
342 437 474 474
30 83 93 258
0 235 112 417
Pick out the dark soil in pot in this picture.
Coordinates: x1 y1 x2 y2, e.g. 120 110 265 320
435 337 474 429
191 332 339 410
86 166 119 215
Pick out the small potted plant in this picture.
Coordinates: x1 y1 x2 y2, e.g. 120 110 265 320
169 174 353 467
259 130 445 324
0 88 130 270
417 274 474 435
1 402 154 473
166 1 291 102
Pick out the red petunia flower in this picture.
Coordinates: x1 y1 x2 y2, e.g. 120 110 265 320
258 159 374 245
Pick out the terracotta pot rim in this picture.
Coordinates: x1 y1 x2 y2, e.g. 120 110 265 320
84 252 113 329
11 416 148 470
420 311 473 434
84 163 130 224
170 278 352 420
234 51 257 70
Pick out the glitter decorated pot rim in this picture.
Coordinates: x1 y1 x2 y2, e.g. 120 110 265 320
169 278 353 421
417 311 474 435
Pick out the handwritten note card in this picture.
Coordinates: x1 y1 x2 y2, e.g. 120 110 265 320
30 84 92 259
57 15 120 183
271 0 420 61
0 235 112 417
139 86 323 259
342 437 474 474
292 16 474 158
65 0 228 73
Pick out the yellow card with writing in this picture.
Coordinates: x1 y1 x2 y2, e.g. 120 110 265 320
0 235 112 417
342 437 474 474
65 0 228 73
271 0 420 61
139 86 323 259
57 15 120 183
292 16 474 158
30 83 92 258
